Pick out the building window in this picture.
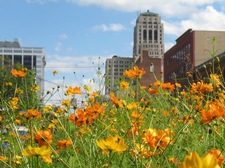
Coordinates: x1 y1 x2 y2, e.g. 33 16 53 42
24 56 32 69
143 30 147 41
154 30 158 41
14 55 22 65
149 30 152 41
33 56 36 69
150 63 154 72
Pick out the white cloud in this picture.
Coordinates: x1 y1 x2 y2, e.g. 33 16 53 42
66 0 221 17
54 42 62 52
46 54 109 73
180 6 225 31
26 0 58 3
59 33 69 40
44 54 109 105
163 5 225 39
93 23 126 32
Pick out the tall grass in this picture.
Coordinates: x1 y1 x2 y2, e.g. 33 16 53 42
0 56 225 168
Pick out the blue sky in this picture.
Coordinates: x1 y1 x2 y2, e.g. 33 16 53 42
1 0 225 103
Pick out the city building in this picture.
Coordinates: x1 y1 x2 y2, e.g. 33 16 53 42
136 49 163 87
105 55 133 95
0 40 46 92
133 10 164 60
194 51 225 81
164 29 225 86
133 10 164 86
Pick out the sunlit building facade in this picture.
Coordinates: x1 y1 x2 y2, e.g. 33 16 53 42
133 10 164 61
164 29 225 86
0 40 46 92
133 10 164 86
105 55 133 95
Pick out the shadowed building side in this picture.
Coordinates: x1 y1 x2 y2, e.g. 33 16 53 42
136 49 163 87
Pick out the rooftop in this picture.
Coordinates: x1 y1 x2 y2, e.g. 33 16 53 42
0 40 20 48
140 10 158 17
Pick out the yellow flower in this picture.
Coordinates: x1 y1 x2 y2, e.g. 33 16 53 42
120 81 129 90
9 97 19 109
96 135 127 154
5 82 12 86
30 85 40 92
12 155 22 165
84 85 92 91
42 104 53 113
62 99 71 107
22 145 52 163
179 152 220 168
127 102 138 110
0 155 8 162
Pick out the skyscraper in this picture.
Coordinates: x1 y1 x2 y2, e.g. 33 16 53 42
133 10 164 86
105 55 133 95
133 10 164 61
0 40 46 92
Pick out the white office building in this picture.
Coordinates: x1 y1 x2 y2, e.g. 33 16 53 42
133 10 164 61
0 40 46 92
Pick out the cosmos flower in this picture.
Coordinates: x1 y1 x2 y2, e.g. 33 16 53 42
11 69 26 77
35 130 53 146
57 139 73 149
179 152 220 168
120 81 129 90
66 86 81 95
123 66 145 79
96 135 127 154
22 145 52 163
24 109 42 119
52 70 58 75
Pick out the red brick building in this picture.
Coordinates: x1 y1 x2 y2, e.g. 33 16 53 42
136 49 163 87
164 29 225 86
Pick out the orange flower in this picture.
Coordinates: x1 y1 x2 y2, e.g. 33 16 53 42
148 88 158 94
190 81 213 93
11 69 26 77
35 130 53 146
120 81 129 90
123 66 145 79
109 92 125 108
66 86 81 95
55 107 65 114
131 111 143 119
162 82 175 92
142 128 173 149
200 100 225 124
70 109 87 127
207 149 225 166
57 139 73 149
128 122 139 137
91 91 99 97
24 109 42 119
52 70 58 75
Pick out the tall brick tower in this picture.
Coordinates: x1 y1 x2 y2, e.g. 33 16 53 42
133 10 164 86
